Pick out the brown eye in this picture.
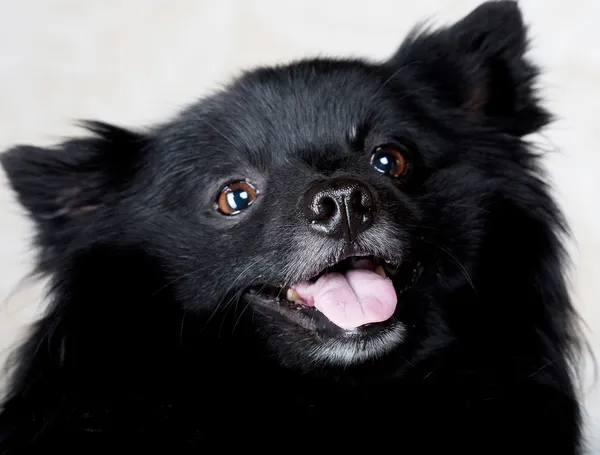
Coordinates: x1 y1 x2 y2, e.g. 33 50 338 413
216 180 259 216
370 145 410 178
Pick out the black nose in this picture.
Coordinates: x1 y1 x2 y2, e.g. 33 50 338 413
302 177 377 241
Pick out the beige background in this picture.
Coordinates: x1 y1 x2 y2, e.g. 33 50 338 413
0 0 598 451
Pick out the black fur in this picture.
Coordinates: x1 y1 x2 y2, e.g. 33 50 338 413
0 2 584 453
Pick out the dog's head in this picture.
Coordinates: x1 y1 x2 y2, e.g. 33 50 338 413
2 2 574 377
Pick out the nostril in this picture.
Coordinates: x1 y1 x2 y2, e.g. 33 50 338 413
318 196 336 220
305 191 337 222
350 188 373 213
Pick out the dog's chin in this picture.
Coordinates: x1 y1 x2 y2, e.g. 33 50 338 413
245 253 423 368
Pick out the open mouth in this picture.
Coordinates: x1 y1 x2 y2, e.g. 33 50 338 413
247 254 422 332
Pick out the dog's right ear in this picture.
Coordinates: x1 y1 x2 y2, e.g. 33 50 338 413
1 121 146 225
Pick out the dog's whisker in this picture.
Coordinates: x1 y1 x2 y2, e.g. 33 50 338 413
220 270 267 336
423 239 477 295
203 258 263 330
152 266 205 297
232 279 268 334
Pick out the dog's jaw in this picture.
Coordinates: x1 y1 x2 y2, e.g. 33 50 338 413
304 321 406 366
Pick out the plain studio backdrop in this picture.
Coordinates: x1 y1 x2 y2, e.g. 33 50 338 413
0 0 598 451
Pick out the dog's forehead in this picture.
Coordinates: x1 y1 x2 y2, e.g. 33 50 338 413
209 62 388 154
164 61 408 171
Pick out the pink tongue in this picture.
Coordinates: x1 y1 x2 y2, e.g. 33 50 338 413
293 270 397 330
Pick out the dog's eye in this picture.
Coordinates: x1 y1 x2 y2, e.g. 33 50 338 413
370 145 410 178
216 180 259 216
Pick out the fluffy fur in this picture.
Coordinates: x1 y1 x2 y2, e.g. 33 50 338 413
0 2 585 453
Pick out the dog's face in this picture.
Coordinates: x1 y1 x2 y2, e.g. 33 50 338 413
1 2 555 375
173 63 431 367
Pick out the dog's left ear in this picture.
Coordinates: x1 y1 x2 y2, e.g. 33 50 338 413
389 0 550 136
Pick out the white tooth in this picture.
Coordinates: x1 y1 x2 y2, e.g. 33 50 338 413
375 265 387 278
287 288 303 303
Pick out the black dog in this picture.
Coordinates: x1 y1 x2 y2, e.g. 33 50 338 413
0 1 584 453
